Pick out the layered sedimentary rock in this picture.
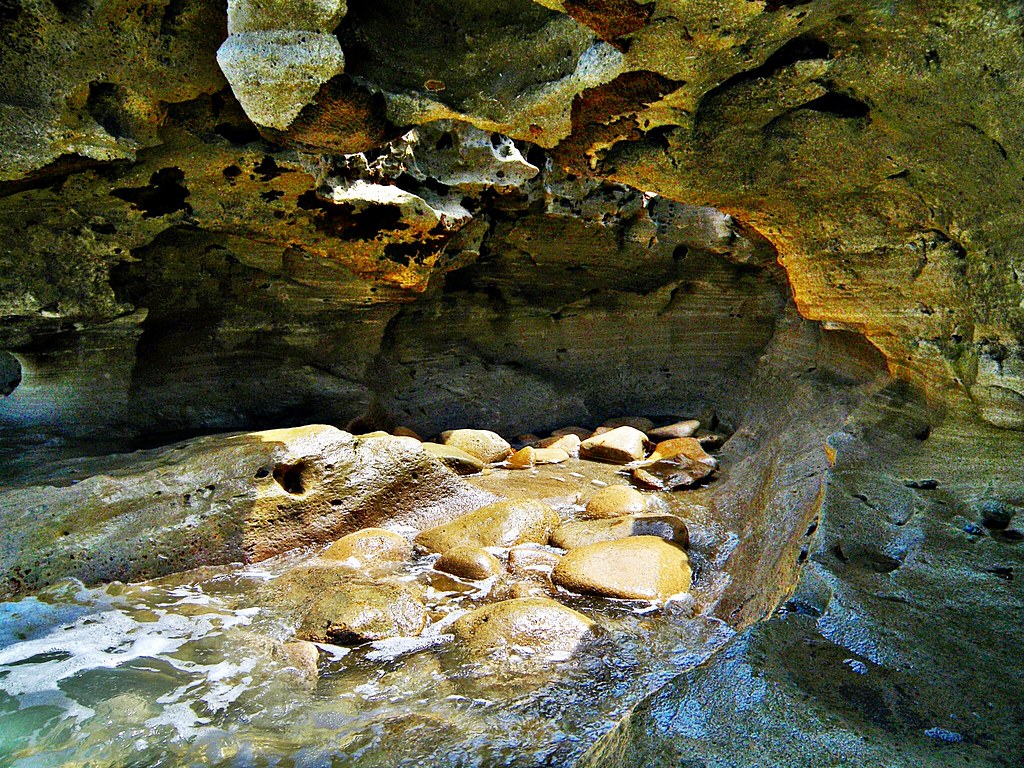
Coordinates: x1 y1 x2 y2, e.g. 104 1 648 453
2 1 1024 766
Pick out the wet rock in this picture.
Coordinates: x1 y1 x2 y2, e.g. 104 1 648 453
508 446 570 467
0 426 494 598
421 442 485 475
631 456 715 491
414 499 560 554
648 437 718 468
550 514 689 550
280 640 320 681
552 536 691 600
515 434 541 446
298 581 427 644
649 419 700 440
696 432 726 450
322 528 411 568
579 426 649 464
435 546 503 580
451 597 597 663
537 433 582 456
500 581 552 599
602 416 655 432
583 485 648 519
507 545 563 578
392 426 423 440
441 429 513 464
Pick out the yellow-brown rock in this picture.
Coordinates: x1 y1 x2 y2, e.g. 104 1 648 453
296 581 427 644
441 429 513 464
648 438 718 469
579 426 649 464
648 420 700 440
421 442 485 475
321 527 411 567
550 514 689 550
414 499 560 554
537 433 582 456
552 536 691 600
582 485 648 519
451 597 596 663
435 546 503 580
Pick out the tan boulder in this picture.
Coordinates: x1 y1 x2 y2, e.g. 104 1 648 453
421 442 485 475
550 513 689 550
552 536 691 600
579 426 649 464
321 528 411 568
435 546 503 580
451 597 596 662
583 485 648 519
536 433 582 456
414 499 560 554
440 429 513 463
297 581 427 644
280 640 320 681
648 419 701 440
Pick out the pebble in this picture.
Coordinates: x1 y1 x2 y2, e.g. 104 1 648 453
550 426 592 439
579 426 649 464
507 445 570 468
440 429 513 463
601 416 655 432
536 433 581 456
552 536 691 600
583 485 647 519
648 437 718 468
507 545 562 577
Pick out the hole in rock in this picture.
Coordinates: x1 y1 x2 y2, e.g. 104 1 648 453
273 461 313 495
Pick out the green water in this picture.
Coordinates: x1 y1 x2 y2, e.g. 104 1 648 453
0 541 733 767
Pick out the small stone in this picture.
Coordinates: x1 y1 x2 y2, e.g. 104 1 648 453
508 446 536 468
550 426 592 439
435 546 503 580
451 597 596 663
601 416 655 432
648 419 700 440
579 426 649 464
502 581 551 599
392 426 422 440
536 433 581 456
583 485 648 519
321 527 411 567
297 581 427 644
281 640 320 680
550 514 689 550
648 437 718 468
534 448 569 464
515 434 541 446
552 536 691 600
440 429 513 463
414 499 560 554
507 545 562 577
421 442 485 475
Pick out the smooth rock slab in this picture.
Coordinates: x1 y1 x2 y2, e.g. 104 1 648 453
451 597 596 663
414 499 559 554
579 426 649 464
552 536 691 600
298 581 427 644
550 514 689 550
